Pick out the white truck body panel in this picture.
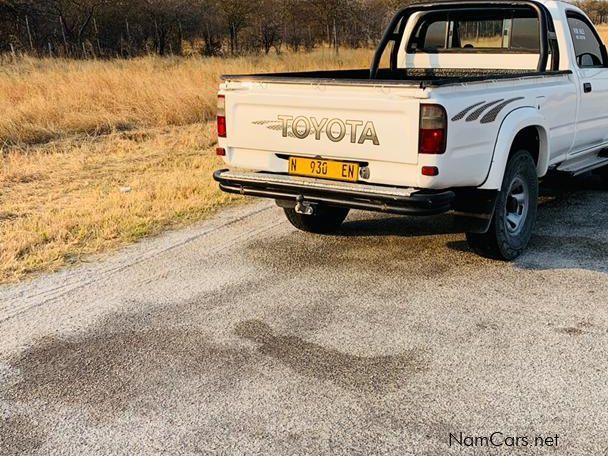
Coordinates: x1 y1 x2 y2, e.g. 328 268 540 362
223 82 428 187
218 0 608 191
224 82 422 165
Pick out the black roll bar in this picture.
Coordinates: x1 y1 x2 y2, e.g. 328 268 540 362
370 0 553 79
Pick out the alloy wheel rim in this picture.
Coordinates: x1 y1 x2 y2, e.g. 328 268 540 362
504 176 529 236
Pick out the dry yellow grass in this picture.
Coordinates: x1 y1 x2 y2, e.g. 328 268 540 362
1 124 237 282
598 24 608 44
0 49 373 284
0 49 373 147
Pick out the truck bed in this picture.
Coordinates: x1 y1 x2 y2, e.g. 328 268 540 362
222 68 571 88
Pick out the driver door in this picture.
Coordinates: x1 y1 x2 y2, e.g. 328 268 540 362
567 12 608 155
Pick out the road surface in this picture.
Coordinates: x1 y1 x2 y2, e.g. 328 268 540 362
1 174 608 455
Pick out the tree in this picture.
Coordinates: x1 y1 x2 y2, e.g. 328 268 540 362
44 0 115 53
0 0 437 58
215 0 258 54
257 0 281 54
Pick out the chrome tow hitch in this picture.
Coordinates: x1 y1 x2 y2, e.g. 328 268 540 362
295 197 316 215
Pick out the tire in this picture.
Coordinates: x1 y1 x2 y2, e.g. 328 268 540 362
466 150 538 261
596 165 608 184
283 205 350 234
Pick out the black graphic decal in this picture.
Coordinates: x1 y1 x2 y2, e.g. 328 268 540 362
466 99 504 122
480 97 525 124
451 101 487 121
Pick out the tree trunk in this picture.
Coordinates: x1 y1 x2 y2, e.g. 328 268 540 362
177 21 183 56
333 18 339 55
59 16 69 56
25 16 34 53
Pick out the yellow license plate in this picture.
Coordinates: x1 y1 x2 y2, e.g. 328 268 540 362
288 157 359 182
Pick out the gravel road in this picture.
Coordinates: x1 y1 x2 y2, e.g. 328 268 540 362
1 174 608 455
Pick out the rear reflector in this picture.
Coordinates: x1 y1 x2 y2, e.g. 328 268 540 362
422 166 439 176
419 104 447 154
217 95 226 138
216 147 226 156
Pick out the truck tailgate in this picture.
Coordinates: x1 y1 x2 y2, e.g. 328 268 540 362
223 83 425 165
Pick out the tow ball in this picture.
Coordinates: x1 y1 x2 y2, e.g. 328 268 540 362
295 196 316 215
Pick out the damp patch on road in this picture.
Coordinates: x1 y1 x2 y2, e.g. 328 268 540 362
0 412 44 456
3 314 252 422
235 319 428 394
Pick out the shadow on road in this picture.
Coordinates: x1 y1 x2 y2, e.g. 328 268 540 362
235 320 427 394
331 172 608 272
340 213 460 238
339 172 605 237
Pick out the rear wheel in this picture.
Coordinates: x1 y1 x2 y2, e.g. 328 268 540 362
596 164 608 185
283 205 350 234
466 150 538 260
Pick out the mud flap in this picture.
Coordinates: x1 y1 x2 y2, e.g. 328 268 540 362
451 189 499 234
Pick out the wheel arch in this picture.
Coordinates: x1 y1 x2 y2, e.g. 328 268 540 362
479 107 549 190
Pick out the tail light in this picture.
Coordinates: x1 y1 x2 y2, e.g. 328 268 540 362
217 95 226 138
419 104 447 154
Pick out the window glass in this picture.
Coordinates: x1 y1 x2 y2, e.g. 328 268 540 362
457 19 504 49
567 16 604 67
408 10 540 52
511 17 540 50
424 21 447 49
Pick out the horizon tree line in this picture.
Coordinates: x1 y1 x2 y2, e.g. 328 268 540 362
0 0 604 59
0 0 397 58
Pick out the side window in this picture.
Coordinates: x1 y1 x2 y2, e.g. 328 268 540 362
567 15 605 67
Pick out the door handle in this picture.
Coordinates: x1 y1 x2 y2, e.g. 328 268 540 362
584 82 592 93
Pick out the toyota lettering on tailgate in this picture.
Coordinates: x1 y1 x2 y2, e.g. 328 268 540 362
252 116 380 145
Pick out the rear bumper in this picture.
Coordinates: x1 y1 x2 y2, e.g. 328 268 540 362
213 169 455 215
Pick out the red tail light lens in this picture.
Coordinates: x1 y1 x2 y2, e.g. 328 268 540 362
419 104 447 154
420 129 445 154
217 95 226 138
217 116 227 138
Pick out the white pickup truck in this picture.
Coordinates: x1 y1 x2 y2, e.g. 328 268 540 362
214 0 608 260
